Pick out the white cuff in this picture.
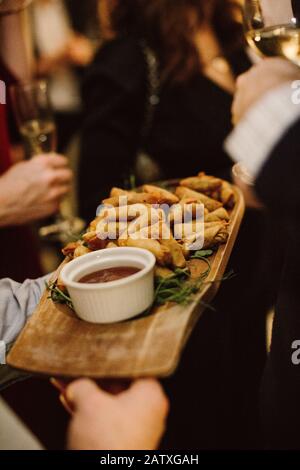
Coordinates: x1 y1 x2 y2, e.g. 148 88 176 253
0 341 5 365
225 83 300 178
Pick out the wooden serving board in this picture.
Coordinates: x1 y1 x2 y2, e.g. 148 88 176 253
7 186 245 379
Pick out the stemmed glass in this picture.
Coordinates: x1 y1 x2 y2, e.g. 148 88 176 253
234 1 300 198
243 0 300 65
10 80 85 242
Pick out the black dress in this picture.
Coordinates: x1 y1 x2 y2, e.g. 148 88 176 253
79 37 248 222
255 120 300 449
79 37 279 449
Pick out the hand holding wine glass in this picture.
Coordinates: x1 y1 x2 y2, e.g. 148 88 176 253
244 0 300 64
10 80 85 241
0 154 72 227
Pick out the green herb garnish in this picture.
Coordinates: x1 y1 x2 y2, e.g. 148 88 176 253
46 281 73 309
190 249 214 259
153 262 211 307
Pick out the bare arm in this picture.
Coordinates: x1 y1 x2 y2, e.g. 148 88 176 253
0 8 33 81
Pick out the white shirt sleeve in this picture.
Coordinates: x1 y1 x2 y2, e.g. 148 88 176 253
225 82 300 178
0 276 50 363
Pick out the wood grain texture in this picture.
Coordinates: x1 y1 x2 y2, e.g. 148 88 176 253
7 186 245 379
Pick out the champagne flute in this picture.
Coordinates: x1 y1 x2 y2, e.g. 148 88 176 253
243 0 300 65
10 79 85 242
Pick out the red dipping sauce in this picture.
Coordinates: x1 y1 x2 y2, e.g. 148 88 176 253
78 266 141 284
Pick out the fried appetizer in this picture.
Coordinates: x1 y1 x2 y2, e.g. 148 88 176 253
83 234 109 251
182 222 229 251
62 241 80 257
127 221 171 241
175 186 222 212
155 266 174 279
110 187 130 198
174 221 228 240
73 244 91 259
220 182 235 209
91 221 127 240
62 172 234 277
142 185 179 204
62 240 92 259
160 237 187 268
106 241 118 249
103 192 159 207
169 198 207 224
119 237 172 266
180 173 222 193
96 204 155 225
205 207 230 223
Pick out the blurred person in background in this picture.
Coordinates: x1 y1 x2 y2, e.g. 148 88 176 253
227 57 300 449
30 0 98 152
79 0 247 220
0 0 72 281
78 0 280 449
0 0 73 450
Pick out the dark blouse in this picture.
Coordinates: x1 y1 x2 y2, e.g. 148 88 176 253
79 36 250 222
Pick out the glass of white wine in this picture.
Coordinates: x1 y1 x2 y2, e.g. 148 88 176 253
10 80 85 242
243 0 300 65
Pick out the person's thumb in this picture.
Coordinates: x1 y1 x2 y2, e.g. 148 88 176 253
122 379 169 417
66 379 108 410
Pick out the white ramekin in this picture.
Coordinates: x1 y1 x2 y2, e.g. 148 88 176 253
60 247 156 324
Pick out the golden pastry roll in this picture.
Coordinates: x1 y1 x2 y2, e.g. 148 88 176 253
83 227 119 248
205 207 230 222
89 207 130 229
173 220 204 240
85 235 109 251
160 237 187 268
175 186 222 212
101 221 129 239
73 244 91 259
155 266 174 279
119 208 165 239
203 224 229 248
183 223 229 251
110 187 131 198
95 203 157 225
174 221 227 240
118 237 172 266
169 198 208 224
180 173 222 193
179 197 209 214
62 241 81 257
102 192 159 207
142 184 179 204
106 241 119 249
125 221 171 241
220 182 235 209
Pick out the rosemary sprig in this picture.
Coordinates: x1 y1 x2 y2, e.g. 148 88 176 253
154 261 211 307
46 281 73 309
46 253 234 313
